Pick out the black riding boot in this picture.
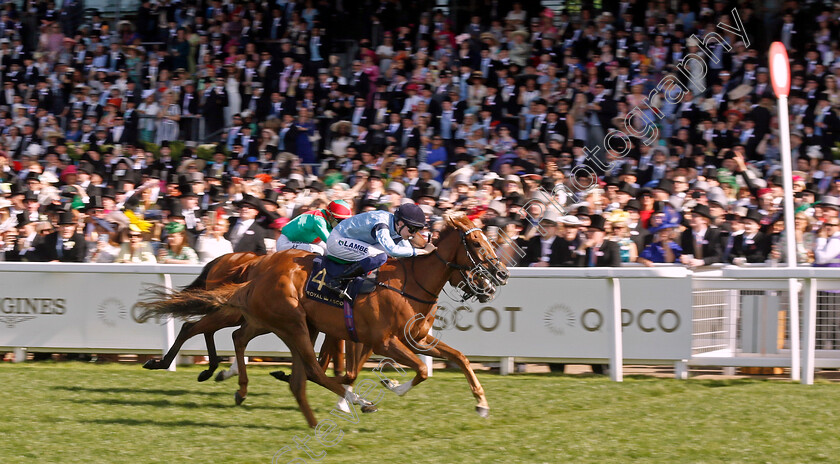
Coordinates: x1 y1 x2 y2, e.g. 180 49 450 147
329 262 367 300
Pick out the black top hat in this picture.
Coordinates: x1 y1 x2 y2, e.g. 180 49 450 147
168 201 185 218
309 181 325 192
588 214 606 231
742 208 764 224
101 186 117 200
262 189 279 204
235 194 263 210
692 204 714 221
57 210 76 225
604 176 621 187
618 182 637 197
576 205 591 217
179 184 198 197
619 163 636 176
625 199 642 211
282 179 302 192
654 179 674 195
412 182 438 201
84 196 104 211
23 190 38 202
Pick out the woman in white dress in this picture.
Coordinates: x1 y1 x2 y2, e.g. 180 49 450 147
156 91 181 145
195 213 233 264
224 67 242 127
138 92 160 143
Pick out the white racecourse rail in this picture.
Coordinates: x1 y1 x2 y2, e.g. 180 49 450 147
2 263 838 383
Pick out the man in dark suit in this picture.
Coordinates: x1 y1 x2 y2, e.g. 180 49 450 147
520 219 570 266
731 209 770 263
109 115 130 145
575 215 621 267
27 211 87 262
624 200 652 252
225 195 267 255
680 204 723 267
399 116 421 151
180 82 200 140
202 77 229 142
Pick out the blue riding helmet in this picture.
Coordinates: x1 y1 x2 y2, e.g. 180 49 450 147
394 203 426 230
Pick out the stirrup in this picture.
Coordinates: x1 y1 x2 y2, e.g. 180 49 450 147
337 282 352 301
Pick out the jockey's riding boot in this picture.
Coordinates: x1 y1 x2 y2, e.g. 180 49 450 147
329 262 366 300
336 262 366 281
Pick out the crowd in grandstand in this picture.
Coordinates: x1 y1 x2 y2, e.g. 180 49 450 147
0 0 838 268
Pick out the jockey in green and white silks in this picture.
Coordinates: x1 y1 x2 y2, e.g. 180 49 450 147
275 200 353 254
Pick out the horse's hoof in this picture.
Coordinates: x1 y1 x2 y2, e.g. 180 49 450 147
197 370 213 382
235 391 245 406
215 371 228 382
270 370 290 382
361 404 378 413
142 359 160 370
380 379 398 390
476 406 490 418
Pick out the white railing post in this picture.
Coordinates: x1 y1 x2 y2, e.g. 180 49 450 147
608 277 623 382
499 357 514 376
802 278 817 384
788 278 801 381
13 347 26 362
163 273 177 372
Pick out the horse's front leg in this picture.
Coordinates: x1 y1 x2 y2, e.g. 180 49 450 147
407 336 489 418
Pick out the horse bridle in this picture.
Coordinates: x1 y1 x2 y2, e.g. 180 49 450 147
381 226 504 304
418 227 503 301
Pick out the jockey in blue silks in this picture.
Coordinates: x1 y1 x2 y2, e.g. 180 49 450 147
325 203 435 299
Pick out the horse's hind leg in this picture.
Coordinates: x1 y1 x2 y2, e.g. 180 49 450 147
143 321 197 370
232 322 266 405
197 330 220 382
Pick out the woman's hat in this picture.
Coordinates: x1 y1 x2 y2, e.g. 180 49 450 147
165 222 185 234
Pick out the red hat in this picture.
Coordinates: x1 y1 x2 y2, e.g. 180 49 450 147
60 165 78 182
757 188 773 198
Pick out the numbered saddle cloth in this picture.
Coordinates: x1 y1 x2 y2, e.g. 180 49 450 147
305 256 376 308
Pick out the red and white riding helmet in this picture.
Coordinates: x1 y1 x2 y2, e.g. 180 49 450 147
327 200 353 220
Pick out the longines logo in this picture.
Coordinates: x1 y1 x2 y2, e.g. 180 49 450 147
0 297 66 327
544 304 575 335
97 298 128 327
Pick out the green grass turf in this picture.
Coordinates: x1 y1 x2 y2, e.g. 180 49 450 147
2 362 840 463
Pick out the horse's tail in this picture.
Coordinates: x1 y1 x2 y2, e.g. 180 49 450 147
136 283 244 323
181 255 224 291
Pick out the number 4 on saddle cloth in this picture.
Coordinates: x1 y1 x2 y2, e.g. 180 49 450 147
305 255 386 308
305 255 387 342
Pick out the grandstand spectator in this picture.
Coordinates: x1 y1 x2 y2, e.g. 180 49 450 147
158 221 199 264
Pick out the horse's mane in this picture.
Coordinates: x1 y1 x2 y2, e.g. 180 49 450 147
432 211 470 245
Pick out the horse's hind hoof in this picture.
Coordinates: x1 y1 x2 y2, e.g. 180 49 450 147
361 404 378 413
476 406 490 418
380 379 398 390
235 391 245 406
197 370 213 382
270 370 290 382
215 371 228 382
143 359 161 370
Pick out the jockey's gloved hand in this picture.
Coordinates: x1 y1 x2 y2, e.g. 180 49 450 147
416 242 436 256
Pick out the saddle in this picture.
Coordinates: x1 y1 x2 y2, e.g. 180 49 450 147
304 256 378 308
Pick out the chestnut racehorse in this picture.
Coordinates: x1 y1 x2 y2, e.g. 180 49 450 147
139 252 348 382
223 212 508 427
